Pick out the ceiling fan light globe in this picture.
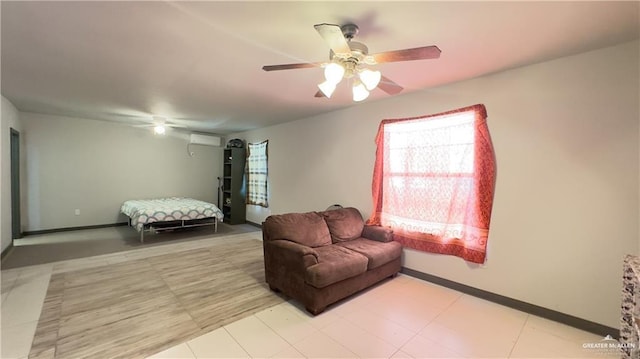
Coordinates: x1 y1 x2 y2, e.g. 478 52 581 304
360 69 382 91
154 125 166 135
318 81 337 98
352 82 370 102
324 63 345 84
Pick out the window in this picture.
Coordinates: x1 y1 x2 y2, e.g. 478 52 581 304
246 140 269 207
368 104 496 263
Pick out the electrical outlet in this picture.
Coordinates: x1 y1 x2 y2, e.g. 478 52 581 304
75 209 80 216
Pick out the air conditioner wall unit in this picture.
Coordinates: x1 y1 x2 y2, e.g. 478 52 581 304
189 134 222 147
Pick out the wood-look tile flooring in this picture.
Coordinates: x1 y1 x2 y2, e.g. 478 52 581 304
28 235 284 359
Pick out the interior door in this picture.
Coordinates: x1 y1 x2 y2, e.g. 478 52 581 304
10 128 21 239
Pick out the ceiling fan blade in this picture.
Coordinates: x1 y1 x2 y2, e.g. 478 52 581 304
314 90 326 98
132 123 186 128
378 76 404 95
371 45 441 64
314 23 351 56
262 63 319 71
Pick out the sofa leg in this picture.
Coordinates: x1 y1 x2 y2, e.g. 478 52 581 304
390 272 398 278
268 284 280 293
306 306 325 316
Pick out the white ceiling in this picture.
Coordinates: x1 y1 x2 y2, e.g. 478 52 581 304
2 1 638 135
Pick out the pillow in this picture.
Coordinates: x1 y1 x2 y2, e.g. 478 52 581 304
263 212 331 247
320 207 365 243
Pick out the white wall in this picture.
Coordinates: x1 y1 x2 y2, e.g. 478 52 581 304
20 113 222 231
1 96 21 252
236 40 639 328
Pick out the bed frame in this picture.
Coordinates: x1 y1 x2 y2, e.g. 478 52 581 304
128 216 219 243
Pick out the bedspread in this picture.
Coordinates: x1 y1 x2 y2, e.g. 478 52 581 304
121 197 224 232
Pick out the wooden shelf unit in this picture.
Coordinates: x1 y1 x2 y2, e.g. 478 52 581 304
222 147 246 225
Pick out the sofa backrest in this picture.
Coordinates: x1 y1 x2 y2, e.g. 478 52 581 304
319 207 365 243
262 211 332 247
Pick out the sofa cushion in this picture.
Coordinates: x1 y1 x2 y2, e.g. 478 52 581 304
336 238 402 270
305 245 368 288
263 212 331 247
320 207 365 243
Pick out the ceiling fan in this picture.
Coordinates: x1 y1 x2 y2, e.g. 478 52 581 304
262 23 441 101
132 116 185 135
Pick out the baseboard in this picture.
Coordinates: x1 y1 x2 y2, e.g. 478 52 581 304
246 221 262 229
1 242 14 261
401 267 618 339
23 222 128 237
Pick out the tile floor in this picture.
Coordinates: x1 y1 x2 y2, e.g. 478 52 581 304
148 274 619 359
1 230 621 358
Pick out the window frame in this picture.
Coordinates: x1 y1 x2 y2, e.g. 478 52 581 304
245 140 269 208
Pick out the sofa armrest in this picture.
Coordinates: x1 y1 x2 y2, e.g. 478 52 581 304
265 239 319 269
362 225 393 242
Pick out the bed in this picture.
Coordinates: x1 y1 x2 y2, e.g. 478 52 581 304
121 197 224 243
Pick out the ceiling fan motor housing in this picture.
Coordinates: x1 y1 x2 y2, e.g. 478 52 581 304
330 41 368 61
348 41 368 56
341 23 359 40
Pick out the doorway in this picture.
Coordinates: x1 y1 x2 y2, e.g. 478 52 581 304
10 128 21 239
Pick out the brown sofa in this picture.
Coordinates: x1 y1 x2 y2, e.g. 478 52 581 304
262 207 402 314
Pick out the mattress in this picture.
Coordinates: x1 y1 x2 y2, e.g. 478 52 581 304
121 197 224 232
